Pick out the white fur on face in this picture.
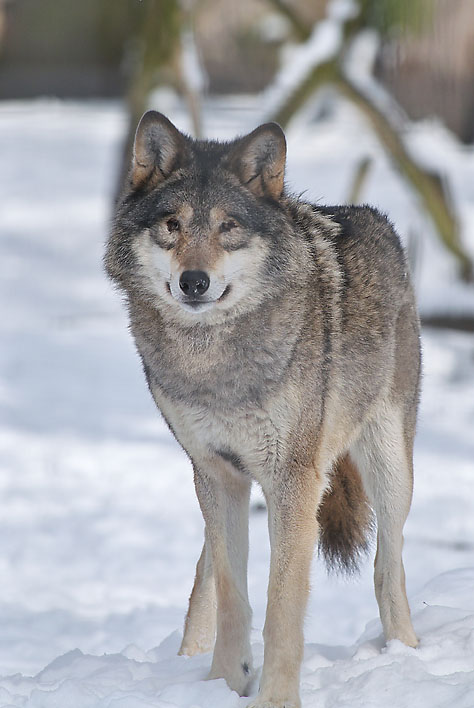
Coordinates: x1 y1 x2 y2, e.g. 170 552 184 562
132 228 269 323
132 229 173 301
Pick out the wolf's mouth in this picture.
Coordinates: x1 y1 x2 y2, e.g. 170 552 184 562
166 282 231 311
218 285 231 301
183 300 209 310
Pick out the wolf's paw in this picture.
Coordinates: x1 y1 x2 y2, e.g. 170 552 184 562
401 629 419 649
386 624 419 649
207 659 254 697
246 699 300 708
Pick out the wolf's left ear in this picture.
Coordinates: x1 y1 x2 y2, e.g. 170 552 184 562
227 123 286 200
131 111 186 189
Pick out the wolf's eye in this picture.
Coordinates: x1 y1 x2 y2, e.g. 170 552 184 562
166 218 180 233
220 220 238 233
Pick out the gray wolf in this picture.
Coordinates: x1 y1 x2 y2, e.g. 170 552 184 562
105 111 420 708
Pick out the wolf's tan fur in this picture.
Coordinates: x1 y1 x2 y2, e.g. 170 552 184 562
105 112 421 708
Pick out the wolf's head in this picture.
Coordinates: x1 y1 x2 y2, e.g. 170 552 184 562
106 112 301 324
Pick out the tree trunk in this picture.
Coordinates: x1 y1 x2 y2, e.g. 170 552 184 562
114 0 181 201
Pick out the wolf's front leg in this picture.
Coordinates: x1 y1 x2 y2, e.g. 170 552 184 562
178 534 216 656
249 468 323 708
193 464 253 696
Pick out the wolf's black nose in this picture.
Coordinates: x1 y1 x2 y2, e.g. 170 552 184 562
179 270 210 297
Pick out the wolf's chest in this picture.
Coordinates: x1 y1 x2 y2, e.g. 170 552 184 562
135 313 303 473
155 388 280 478
149 333 295 411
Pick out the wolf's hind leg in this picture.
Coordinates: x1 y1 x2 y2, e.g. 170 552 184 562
193 464 253 696
179 535 216 656
350 403 418 648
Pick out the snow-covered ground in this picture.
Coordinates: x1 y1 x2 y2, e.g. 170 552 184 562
0 99 473 706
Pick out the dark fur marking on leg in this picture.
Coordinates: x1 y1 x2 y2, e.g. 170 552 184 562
216 448 246 475
242 662 250 675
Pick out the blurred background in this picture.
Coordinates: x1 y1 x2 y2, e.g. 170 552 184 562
2 0 474 280
0 0 473 702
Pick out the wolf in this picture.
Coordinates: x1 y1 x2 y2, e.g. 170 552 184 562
105 111 421 708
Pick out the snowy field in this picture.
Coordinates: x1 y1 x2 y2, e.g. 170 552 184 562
1 98 474 706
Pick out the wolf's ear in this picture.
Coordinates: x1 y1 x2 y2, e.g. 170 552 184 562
131 111 186 189
227 122 286 200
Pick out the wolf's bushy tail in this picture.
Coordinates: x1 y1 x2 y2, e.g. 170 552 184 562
317 454 374 573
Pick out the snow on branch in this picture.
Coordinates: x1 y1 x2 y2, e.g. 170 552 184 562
262 0 358 120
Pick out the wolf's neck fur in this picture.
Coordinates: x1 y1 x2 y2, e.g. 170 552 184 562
129 285 312 410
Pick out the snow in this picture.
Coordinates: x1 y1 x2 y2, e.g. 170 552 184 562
1 99 474 707
1 576 474 707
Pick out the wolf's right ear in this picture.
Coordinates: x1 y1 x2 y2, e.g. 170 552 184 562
131 111 186 189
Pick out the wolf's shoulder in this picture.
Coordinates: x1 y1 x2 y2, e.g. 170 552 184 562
284 200 410 306
312 204 404 256
284 199 402 249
